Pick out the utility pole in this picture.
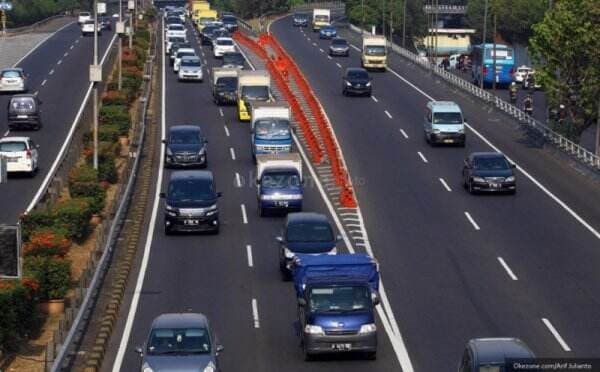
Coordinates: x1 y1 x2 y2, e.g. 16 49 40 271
595 97 600 158
1 10 5 36
93 0 99 170
434 0 438 65
361 0 365 31
118 0 123 90
402 0 407 48
389 0 393 42
492 7 497 91
480 0 488 89
381 0 385 37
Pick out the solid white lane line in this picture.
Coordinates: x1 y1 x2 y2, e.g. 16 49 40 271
417 151 428 163
111 22 164 372
12 20 75 68
246 245 254 267
230 147 236 160
399 129 409 139
371 95 378 102
327 55 332 60
224 125 230 137
41 79 47 86
319 48 324 53
241 204 248 224
252 298 260 328
235 172 241 187
350 43 361 51
336 62 342 68
385 65 600 241
49 69 55 75
57 60 62 65
464 212 481 230
542 318 571 351
384 110 393 119
219 108 224 117
439 178 452 192
497 257 518 281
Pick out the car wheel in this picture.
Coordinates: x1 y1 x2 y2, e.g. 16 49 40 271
258 206 265 217
34 124 41 131
164 225 172 235
303 345 314 361
468 180 475 194
459 140 466 147
365 351 377 360
509 189 517 195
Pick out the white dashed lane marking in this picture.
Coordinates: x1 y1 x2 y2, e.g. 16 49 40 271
246 245 254 267
230 147 236 160
371 95 378 102
439 178 452 192
497 257 518 281
399 129 409 139
417 151 428 163
241 204 248 224
336 62 342 68
542 318 571 351
464 212 480 230
384 110 393 119
224 125 230 137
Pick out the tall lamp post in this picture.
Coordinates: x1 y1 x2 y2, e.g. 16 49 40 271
91 0 100 170
480 0 488 89
118 0 123 90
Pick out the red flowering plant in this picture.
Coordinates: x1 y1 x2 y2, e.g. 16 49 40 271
23 228 71 258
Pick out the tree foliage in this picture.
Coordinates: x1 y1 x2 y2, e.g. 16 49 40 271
346 0 426 39
529 0 600 139
6 0 79 28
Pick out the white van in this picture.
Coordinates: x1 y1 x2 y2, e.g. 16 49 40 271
424 101 466 146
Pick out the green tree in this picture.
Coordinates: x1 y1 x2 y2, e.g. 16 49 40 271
529 0 600 139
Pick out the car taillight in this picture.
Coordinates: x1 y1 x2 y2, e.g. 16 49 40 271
482 67 488 75
25 150 32 158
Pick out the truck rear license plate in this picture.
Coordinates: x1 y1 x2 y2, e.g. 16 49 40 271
331 343 352 351
17 115 28 119
443 139 454 143
184 219 199 225
276 201 289 207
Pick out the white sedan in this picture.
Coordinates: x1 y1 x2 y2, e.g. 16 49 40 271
0 137 39 176
213 37 236 58
0 68 27 92
513 65 532 83
173 48 197 73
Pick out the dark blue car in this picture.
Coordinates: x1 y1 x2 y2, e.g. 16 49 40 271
319 25 337 39
459 338 535 372
163 125 208 168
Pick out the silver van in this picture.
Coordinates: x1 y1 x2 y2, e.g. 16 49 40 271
424 101 466 146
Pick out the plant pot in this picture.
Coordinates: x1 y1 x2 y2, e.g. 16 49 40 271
90 214 102 225
38 299 65 315
118 135 130 147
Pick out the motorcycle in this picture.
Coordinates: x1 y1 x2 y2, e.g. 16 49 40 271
509 89 517 104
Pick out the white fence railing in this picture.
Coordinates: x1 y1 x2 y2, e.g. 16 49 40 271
349 24 600 170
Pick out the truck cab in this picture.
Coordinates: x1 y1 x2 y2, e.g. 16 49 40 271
212 67 239 105
361 35 387 71
424 101 466 146
251 102 292 158
197 9 217 31
293 254 380 360
312 8 331 31
237 71 271 122
256 153 303 216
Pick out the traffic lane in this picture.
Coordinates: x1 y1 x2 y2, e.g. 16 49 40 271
336 25 600 232
272 18 580 367
0 30 116 224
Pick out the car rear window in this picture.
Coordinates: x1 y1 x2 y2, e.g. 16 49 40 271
11 97 35 110
217 39 233 46
1 70 21 78
169 24 184 30
0 142 27 152
332 39 347 45
181 59 201 67
347 70 368 79
286 222 334 243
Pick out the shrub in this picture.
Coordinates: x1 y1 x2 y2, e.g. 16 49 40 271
102 90 128 106
98 124 120 142
68 164 105 214
53 198 93 242
123 72 142 93
97 152 118 184
21 208 55 242
23 228 71 257
0 280 38 353
24 256 71 301
69 164 98 186
100 105 129 126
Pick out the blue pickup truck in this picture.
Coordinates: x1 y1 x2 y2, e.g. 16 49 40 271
292 254 380 360
251 102 292 159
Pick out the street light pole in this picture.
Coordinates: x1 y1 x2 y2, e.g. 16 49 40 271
402 0 407 48
492 8 497 91
480 0 488 89
93 0 99 170
118 0 122 90
381 0 385 37
595 97 600 158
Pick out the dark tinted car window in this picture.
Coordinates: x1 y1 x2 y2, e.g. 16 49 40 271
217 77 237 88
473 156 510 170
223 53 244 66
170 131 201 144
433 112 462 124
241 86 269 100
332 39 347 46
286 222 334 243
169 178 215 201
347 70 368 80
222 15 236 23
11 97 35 110
262 172 301 188
181 59 201 67
147 328 211 355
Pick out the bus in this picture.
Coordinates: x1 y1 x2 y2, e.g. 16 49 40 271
471 43 515 87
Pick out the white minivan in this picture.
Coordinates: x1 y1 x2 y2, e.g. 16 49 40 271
424 101 466 146
0 137 39 176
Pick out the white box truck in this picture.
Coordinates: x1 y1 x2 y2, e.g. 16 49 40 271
312 9 330 31
362 35 387 71
237 71 271 121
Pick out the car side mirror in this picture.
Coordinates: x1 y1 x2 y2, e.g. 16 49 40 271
255 179 260 185
217 191 223 197
161 139 167 144
134 346 144 356
216 344 225 354
511 163 516 169
297 298 306 307
371 292 380 306
275 236 283 243
159 192 166 198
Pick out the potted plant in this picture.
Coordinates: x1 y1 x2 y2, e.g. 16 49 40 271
24 256 72 314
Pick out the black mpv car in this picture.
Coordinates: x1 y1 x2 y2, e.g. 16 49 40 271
163 125 208 168
8 94 42 130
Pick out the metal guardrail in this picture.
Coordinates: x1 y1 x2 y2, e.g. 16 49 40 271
48 24 157 372
348 24 600 170
6 14 70 35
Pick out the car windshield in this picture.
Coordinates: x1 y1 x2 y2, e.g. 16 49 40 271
294 14 307 20
478 366 501 372
217 39 233 46
241 86 269 101
222 16 236 24
0 142 27 152
181 59 201 67
200 17 215 24
169 24 184 31
255 119 290 138
223 53 244 66
365 45 386 56
216 77 237 89
169 37 185 43
170 131 201 144
314 15 328 22
80 12 90 16
2 70 22 78
203 26 217 35
286 222 334 243
177 52 196 58
168 179 215 201
147 328 211 356
433 112 463 124
173 44 191 54
485 48 513 60
473 156 510 170
262 172 301 188
347 70 368 80
332 39 347 46
309 286 371 313
11 98 35 110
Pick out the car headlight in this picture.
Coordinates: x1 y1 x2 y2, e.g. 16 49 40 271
458 128 465 133
203 362 216 372
198 148 206 155
359 323 377 334
166 147 173 156
142 364 153 372
304 324 324 335
345 81 352 86
205 204 218 216
432 129 441 134
284 247 295 259
365 81 371 87
473 177 486 183
505 176 515 182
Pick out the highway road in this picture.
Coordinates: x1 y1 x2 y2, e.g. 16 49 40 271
106 19 402 372
268 16 600 371
0 19 117 224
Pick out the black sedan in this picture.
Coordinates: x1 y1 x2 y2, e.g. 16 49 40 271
163 125 208 168
292 13 309 27
462 152 517 194
342 67 372 97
